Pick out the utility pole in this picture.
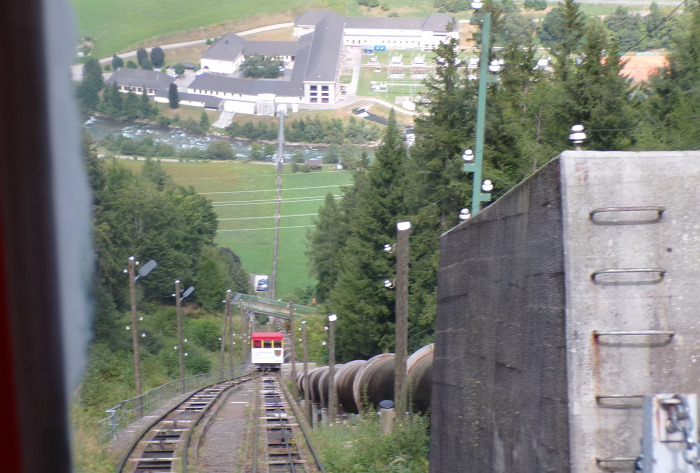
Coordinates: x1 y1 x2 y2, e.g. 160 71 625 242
328 314 338 423
289 301 295 381
394 222 410 420
128 257 142 402
271 111 285 298
126 256 157 414
174 280 194 392
175 280 185 393
220 290 231 376
302 320 310 422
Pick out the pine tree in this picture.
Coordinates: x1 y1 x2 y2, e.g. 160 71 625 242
77 56 104 112
99 83 123 117
168 83 179 109
199 111 210 131
328 110 409 361
540 0 586 81
557 19 639 150
635 1 700 149
306 193 348 302
139 89 156 120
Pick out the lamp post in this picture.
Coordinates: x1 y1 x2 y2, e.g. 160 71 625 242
174 280 194 393
125 256 157 407
327 313 337 424
463 1 497 216
394 221 410 420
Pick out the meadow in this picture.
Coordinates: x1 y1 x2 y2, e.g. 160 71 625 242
118 159 353 299
70 0 439 59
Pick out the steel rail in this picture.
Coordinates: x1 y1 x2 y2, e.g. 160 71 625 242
117 374 254 473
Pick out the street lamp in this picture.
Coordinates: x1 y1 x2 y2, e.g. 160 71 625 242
174 279 194 393
125 257 156 409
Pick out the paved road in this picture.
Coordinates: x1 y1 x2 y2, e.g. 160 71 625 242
72 23 295 81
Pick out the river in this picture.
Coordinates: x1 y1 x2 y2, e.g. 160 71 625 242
82 115 330 161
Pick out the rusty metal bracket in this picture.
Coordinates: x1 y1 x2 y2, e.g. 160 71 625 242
591 268 667 283
589 206 665 223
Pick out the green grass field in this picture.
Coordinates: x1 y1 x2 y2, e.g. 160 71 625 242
70 0 318 58
118 159 352 299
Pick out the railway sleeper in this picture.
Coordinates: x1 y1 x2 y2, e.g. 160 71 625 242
134 458 173 472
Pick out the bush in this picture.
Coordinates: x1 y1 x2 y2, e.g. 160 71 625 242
189 318 221 351
207 140 234 160
311 411 430 473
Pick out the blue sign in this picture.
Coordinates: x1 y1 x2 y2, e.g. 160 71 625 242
374 45 386 51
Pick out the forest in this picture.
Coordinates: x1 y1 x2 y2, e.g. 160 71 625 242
73 1 700 470
78 0 700 414
306 0 700 361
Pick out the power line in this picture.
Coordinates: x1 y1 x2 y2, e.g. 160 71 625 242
218 224 316 232
211 195 342 206
218 213 317 221
622 0 687 55
200 184 345 195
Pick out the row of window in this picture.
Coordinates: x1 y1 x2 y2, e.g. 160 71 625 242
118 85 155 94
253 340 283 348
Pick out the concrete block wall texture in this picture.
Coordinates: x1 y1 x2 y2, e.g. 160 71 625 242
430 151 700 473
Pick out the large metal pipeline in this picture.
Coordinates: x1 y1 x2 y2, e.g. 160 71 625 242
352 353 395 411
297 344 433 415
406 343 433 413
335 360 366 413
308 366 328 406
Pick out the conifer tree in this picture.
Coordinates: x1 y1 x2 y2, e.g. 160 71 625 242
328 110 409 361
636 1 700 149
557 19 639 150
307 193 348 302
168 83 179 109
77 56 104 112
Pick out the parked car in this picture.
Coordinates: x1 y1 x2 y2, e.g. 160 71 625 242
256 278 269 292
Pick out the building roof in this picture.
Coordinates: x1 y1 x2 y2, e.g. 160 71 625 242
243 41 299 57
189 74 304 97
106 68 175 91
422 12 458 33
294 9 337 28
177 92 222 108
620 54 667 82
301 12 345 82
202 33 245 62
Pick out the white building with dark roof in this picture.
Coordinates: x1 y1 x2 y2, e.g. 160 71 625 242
105 68 175 103
188 9 457 115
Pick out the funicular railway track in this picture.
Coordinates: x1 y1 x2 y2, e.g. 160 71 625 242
252 374 325 473
118 374 256 473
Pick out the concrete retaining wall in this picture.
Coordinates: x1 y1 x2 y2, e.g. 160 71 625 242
430 151 700 472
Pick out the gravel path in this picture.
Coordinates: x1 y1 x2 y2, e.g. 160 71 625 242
195 380 257 472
